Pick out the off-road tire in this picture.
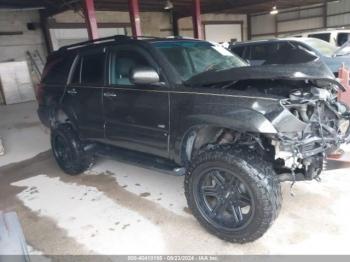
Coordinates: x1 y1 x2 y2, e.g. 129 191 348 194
51 124 94 175
185 146 282 243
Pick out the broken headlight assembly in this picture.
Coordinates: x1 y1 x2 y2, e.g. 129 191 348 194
272 85 350 183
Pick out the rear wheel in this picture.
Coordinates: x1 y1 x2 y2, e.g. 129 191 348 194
185 146 282 243
51 124 94 175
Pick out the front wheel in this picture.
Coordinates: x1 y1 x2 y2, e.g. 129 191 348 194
51 124 94 175
185 146 282 243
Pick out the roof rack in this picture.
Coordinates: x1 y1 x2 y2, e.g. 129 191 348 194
58 35 131 52
137 36 163 40
166 36 196 40
57 35 165 52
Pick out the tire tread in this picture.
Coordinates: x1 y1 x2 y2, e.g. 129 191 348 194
185 145 282 243
51 124 94 175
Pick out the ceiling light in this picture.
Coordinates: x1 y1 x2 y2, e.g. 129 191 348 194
270 5 279 15
164 0 174 10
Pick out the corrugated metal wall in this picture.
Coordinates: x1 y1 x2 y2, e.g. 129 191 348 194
250 0 350 39
328 0 350 27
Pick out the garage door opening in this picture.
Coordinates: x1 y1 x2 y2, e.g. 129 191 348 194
204 22 243 44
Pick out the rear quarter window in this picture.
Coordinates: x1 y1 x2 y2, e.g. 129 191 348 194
42 55 75 85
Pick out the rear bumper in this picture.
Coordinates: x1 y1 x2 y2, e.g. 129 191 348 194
37 105 50 127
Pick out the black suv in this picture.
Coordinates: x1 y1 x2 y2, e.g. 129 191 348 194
38 35 350 243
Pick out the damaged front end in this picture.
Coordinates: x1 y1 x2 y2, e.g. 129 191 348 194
187 56 350 183
271 82 350 182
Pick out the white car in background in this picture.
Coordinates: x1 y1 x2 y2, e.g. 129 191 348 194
290 29 350 47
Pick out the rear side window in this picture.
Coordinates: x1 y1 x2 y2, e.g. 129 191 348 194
308 33 330 42
81 52 105 85
42 56 74 85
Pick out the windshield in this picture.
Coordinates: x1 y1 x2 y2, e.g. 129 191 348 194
302 38 337 57
152 41 247 81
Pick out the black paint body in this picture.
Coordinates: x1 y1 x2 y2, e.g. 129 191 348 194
37 37 340 167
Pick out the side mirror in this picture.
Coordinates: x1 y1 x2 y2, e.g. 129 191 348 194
130 67 160 85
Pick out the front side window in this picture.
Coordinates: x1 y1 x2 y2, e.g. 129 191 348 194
153 41 246 81
81 52 105 85
109 48 153 86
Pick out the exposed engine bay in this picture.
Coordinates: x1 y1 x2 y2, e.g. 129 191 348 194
276 82 350 181
202 78 350 183
237 79 350 182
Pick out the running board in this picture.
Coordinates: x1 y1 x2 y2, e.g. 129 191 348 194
95 145 186 176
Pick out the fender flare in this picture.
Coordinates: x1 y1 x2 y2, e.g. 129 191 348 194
51 104 79 131
174 109 278 165
185 109 277 134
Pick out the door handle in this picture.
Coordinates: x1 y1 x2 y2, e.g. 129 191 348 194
104 92 117 97
67 88 77 95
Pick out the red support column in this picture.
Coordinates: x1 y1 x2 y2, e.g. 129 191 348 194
192 0 203 39
83 0 99 40
129 0 142 38
39 10 53 53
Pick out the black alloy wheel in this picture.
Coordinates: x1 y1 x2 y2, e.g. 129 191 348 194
185 146 282 243
194 167 254 232
51 124 94 175
52 133 74 170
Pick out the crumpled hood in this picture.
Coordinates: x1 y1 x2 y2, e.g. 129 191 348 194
186 58 345 91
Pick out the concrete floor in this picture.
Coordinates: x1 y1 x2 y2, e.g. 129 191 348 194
1 101 350 255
